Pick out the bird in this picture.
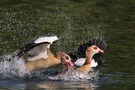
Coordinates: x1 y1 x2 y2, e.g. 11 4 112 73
74 45 104 73
63 45 104 74
68 38 107 68
57 45 105 80
17 36 73 72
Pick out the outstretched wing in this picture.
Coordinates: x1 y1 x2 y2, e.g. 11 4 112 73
25 43 50 61
17 36 58 61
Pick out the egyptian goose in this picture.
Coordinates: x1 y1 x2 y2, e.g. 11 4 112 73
56 45 104 80
74 45 104 73
62 45 104 74
17 36 73 72
69 38 107 67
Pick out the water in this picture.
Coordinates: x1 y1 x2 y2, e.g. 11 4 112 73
0 0 135 90
0 55 101 90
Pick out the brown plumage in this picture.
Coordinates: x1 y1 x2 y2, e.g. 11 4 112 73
61 45 104 75
17 36 73 72
77 45 104 73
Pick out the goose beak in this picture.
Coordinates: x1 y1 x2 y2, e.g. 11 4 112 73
67 61 74 67
98 49 104 54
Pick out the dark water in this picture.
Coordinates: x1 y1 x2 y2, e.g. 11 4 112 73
0 0 135 90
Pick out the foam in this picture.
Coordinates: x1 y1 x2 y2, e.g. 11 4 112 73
0 55 100 81
0 55 30 78
48 67 100 81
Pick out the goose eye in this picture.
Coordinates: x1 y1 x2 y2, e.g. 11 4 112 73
65 56 69 60
93 46 97 50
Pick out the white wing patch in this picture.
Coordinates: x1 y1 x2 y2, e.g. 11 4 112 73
91 59 98 67
34 36 58 44
74 58 98 68
74 58 86 66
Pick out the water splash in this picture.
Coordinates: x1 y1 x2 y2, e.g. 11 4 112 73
48 67 100 81
0 54 100 82
0 54 30 79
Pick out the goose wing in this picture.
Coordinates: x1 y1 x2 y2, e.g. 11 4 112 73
17 36 58 61
91 59 98 67
74 58 98 67
74 58 86 67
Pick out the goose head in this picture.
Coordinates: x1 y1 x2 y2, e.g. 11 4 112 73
86 45 104 58
54 52 73 67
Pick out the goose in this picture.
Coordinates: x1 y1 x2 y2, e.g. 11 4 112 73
57 45 104 80
75 45 104 73
63 45 104 74
17 36 73 72
69 38 107 68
